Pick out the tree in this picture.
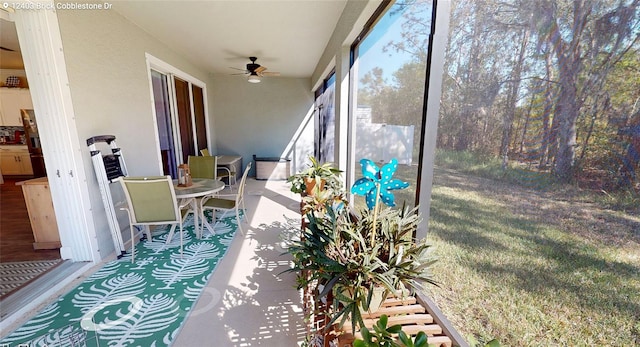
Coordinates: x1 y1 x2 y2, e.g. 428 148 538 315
532 0 640 182
359 0 640 191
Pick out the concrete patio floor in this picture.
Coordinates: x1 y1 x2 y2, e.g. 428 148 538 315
173 178 306 346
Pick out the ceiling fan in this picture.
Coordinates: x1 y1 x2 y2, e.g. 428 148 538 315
231 57 280 83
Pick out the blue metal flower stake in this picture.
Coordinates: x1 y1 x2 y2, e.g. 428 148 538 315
351 158 409 244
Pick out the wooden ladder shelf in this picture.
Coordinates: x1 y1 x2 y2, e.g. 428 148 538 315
333 293 453 347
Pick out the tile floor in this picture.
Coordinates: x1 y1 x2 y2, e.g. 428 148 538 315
173 178 306 346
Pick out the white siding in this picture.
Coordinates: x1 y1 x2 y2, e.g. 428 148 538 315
13 4 100 261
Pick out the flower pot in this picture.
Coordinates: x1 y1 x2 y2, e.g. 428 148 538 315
304 177 325 196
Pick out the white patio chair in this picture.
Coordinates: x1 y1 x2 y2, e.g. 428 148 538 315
200 162 251 235
200 148 236 189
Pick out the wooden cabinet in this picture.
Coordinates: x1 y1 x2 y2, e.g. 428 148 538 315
17 177 61 250
0 88 33 126
0 146 33 175
18 151 33 175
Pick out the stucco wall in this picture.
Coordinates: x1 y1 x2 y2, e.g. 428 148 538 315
50 1 379 260
210 74 314 176
56 7 214 259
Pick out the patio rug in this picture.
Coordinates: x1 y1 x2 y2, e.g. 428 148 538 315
0 211 238 346
0 260 63 298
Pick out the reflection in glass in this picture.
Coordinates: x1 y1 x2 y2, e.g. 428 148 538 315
351 0 434 208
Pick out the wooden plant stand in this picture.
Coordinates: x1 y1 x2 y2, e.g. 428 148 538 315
331 293 454 347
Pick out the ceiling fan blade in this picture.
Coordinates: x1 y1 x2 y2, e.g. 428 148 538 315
232 57 278 81
229 66 247 72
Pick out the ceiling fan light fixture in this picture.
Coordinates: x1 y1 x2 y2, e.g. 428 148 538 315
247 73 261 83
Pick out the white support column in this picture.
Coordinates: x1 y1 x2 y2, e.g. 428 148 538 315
416 0 452 240
346 48 359 196
334 46 351 179
13 3 100 261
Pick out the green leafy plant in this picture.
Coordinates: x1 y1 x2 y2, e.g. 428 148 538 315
335 205 437 327
353 315 428 347
287 155 342 195
287 158 438 341
354 315 502 347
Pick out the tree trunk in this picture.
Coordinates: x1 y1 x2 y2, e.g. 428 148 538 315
553 47 582 182
455 2 486 152
554 91 579 182
501 26 530 170
539 50 555 169
548 1 591 183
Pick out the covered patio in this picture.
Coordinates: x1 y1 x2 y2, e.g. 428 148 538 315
1 0 456 345
1 178 462 346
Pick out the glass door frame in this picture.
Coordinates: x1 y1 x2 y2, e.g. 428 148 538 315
145 53 210 177
344 0 450 239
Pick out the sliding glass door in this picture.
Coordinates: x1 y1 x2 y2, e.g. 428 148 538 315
150 69 207 178
192 85 207 155
173 77 195 164
151 70 178 177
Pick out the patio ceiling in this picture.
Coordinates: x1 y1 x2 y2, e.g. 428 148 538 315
111 0 349 78
2 1 351 76
0 17 23 70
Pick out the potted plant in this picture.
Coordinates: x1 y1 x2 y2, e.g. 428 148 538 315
287 158 438 339
353 315 429 347
287 155 343 195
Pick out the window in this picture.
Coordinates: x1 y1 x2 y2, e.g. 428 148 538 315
428 1 640 344
350 0 435 208
315 72 336 163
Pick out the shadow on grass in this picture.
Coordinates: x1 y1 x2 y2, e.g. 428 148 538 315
433 167 640 247
429 188 640 326
429 193 506 251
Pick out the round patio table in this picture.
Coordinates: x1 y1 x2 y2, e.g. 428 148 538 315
170 178 225 241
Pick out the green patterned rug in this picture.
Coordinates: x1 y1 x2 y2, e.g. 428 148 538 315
0 211 238 346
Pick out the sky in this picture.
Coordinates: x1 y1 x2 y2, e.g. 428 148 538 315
356 1 433 85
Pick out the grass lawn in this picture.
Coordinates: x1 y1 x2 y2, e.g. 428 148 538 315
424 166 640 345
